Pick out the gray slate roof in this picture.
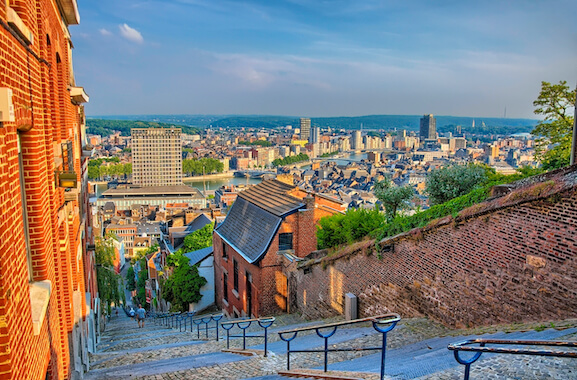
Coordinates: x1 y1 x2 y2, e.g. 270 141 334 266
238 179 304 217
215 179 305 264
215 197 282 264
184 246 214 266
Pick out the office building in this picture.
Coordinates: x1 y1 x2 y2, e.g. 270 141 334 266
300 118 311 141
310 126 320 144
420 114 437 140
132 128 183 187
352 130 363 150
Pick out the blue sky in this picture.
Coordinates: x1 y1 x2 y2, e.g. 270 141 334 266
72 0 577 118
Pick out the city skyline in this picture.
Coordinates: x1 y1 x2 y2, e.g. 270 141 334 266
72 0 576 118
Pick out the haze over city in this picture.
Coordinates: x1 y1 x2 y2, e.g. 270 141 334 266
73 0 577 118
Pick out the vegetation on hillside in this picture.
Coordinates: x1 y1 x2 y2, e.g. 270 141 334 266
317 166 544 251
374 167 543 243
272 153 309 167
204 114 536 133
87 119 201 137
317 208 385 250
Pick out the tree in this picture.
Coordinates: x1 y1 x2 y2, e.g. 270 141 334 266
126 266 136 292
531 80 576 170
425 164 489 205
163 223 212 311
95 233 122 315
373 178 413 220
135 258 149 307
163 250 207 311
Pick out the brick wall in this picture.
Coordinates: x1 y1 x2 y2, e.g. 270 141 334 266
295 180 577 328
0 1 89 379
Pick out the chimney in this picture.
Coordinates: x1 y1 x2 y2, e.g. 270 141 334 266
304 194 315 210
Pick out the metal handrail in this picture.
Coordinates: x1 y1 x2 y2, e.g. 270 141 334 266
221 317 276 357
175 312 195 331
277 313 400 380
448 338 577 380
191 313 224 341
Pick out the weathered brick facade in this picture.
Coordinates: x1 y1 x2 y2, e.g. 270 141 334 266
295 167 577 328
0 1 91 379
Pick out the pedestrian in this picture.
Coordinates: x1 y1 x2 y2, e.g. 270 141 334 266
136 304 146 328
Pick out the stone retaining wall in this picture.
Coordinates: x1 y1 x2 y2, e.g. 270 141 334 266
295 179 577 328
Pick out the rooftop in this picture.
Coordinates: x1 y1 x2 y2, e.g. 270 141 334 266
101 185 205 198
238 179 304 217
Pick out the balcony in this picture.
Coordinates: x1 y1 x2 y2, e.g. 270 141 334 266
56 0 80 25
70 86 89 105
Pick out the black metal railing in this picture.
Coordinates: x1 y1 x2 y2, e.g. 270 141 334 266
174 312 196 331
155 312 180 327
277 313 400 380
448 338 577 380
191 313 224 341
221 317 276 357
153 312 170 325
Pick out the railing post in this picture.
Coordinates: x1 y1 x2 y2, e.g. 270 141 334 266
264 325 268 357
380 331 387 380
287 340 291 370
324 336 329 372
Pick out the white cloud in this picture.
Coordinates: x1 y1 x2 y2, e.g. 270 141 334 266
99 28 112 36
118 24 143 44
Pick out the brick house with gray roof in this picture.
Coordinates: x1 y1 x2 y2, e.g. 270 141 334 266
213 179 345 317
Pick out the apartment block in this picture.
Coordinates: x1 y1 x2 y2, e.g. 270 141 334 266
132 128 183 187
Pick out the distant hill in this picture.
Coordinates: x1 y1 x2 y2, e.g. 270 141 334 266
86 118 201 137
88 114 539 136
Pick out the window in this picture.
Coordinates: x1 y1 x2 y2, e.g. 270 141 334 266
279 233 293 251
222 241 227 260
223 273 228 302
233 259 239 292
18 134 33 280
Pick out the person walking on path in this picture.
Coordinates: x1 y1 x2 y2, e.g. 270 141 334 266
136 304 146 328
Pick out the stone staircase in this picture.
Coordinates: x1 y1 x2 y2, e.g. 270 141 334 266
85 312 577 380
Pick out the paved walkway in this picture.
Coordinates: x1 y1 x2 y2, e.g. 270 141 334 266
86 312 577 380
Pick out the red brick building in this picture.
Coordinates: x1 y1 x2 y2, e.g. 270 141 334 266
0 1 93 379
213 179 345 317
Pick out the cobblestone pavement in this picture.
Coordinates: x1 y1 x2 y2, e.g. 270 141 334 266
87 313 577 380
417 330 577 380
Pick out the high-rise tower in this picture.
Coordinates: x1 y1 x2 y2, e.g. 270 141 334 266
132 128 183 186
420 114 437 140
300 118 311 141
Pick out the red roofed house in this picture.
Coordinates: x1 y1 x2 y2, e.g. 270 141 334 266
213 179 345 317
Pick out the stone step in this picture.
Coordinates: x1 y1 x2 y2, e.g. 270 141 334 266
84 351 252 379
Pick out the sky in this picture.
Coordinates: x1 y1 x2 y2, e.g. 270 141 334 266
71 0 577 119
